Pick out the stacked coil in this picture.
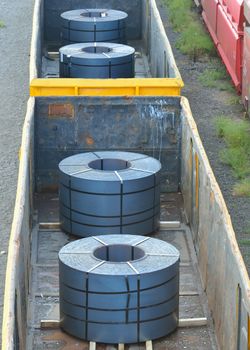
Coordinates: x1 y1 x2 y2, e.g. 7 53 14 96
59 234 180 343
59 151 161 237
61 9 128 45
59 43 135 78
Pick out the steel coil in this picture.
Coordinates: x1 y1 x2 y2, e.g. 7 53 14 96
61 9 127 45
59 42 135 78
59 151 161 237
59 234 180 343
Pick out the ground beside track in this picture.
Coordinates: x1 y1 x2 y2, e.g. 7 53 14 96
157 0 250 274
0 0 33 343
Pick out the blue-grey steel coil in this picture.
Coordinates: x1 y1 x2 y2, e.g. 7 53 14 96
59 151 161 237
61 9 128 45
59 234 180 343
59 42 135 78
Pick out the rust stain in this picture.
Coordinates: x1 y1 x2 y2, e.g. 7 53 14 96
40 185 58 193
210 191 215 204
86 136 94 146
49 104 74 118
42 329 88 349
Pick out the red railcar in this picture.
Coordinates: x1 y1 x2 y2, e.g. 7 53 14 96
201 0 244 92
242 2 250 108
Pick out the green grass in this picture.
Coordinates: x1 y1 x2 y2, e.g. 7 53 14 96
233 178 250 196
215 117 250 150
0 20 5 28
227 95 240 105
163 0 193 31
198 63 234 92
239 239 250 246
163 0 215 59
215 116 250 196
244 223 250 235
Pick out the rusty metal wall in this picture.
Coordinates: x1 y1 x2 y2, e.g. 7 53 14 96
34 96 182 193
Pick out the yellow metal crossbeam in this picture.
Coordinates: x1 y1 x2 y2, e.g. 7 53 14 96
30 78 184 97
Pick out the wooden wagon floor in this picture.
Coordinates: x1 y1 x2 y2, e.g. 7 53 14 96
27 192 218 349
42 40 151 78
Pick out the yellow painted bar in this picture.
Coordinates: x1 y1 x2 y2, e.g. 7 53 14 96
30 78 184 97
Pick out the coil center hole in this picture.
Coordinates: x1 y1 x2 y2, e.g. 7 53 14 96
81 11 108 17
88 158 131 171
83 46 112 54
93 244 145 262
81 11 107 18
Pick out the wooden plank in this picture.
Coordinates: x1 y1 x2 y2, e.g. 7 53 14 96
179 317 207 327
89 341 96 350
179 291 199 296
48 51 59 59
179 262 191 267
146 340 153 350
160 221 181 229
40 320 60 329
39 222 60 230
39 220 181 232
35 292 59 297
118 344 125 350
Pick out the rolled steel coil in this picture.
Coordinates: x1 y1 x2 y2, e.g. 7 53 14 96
59 234 180 343
59 42 135 78
59 151 161 237
61 9 127 45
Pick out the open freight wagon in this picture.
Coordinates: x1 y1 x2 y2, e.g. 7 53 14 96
29 0 183 96
2 0 250 349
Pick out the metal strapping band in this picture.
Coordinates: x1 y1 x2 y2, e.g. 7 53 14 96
152 173 156 231
85 273 89 338
137 277 141 343
125 276 130 323
114 171 124 234
69 178 72 234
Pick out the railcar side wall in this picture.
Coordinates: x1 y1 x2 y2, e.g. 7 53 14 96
181 97 250 350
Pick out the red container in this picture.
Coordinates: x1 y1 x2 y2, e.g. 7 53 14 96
242 27 250 108
201 0 219 42
219 0 244 30
202 0 244 92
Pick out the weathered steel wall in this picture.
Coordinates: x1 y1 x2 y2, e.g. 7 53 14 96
181 97 250 350
147 0 178 78
2 0 42 347
34 96 182 193
44 0 142 44
2 99 35 350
